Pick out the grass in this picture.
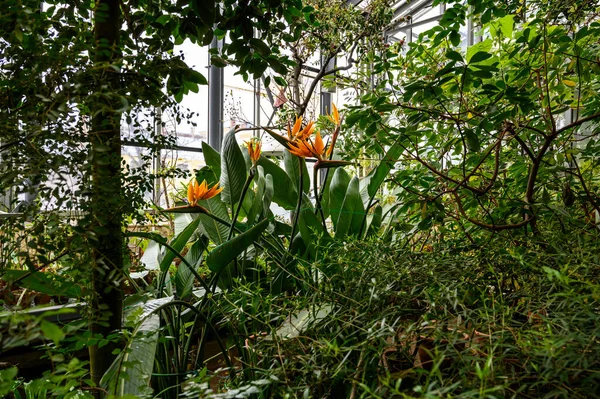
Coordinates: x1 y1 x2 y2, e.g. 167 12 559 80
201 230 600 398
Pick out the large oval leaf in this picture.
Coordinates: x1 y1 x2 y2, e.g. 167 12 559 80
197 196 230 245
329 168 351 231
202 141 221 179
257 156 296 210
335 177 362 239
283 149 310 194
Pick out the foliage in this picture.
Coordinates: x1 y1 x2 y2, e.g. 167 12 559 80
215 232 600 398
342 0 600 241
3 0 600 398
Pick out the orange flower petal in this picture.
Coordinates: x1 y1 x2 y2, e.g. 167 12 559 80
299 121 315 139
187 179 196 205
331 103 340 125
292 117 302 137
288 140 313 158
313 131 324 156
202 183 223 200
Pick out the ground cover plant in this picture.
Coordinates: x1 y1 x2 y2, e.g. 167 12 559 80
1 0 600 398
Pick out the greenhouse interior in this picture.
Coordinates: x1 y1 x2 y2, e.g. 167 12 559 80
2 0 600 397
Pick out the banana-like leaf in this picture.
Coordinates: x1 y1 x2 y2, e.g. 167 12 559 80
220 128 247 207
335 177 362 239
160 217 201 272
329 168 351 231
101 307 161 396
349 182 366 236
140 240 162 270
197 196 230 245
174 236 208 299
366 204 383 237
2 270 81 298
247 170 266 225
319 168 335 219
283 149 310 194
195 165 219 186
241 142 252 171
361 140 403 206
257 156 296 210
174 212 194 236
206 218 270 273
263 174 274 217
315 159 354 169
202 141 221 179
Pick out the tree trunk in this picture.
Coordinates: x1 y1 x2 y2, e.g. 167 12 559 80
89 0 123 386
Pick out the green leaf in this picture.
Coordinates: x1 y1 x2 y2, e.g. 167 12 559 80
365 141 403 200
366 205 383 237
160 217 201 272
3 270 82 298
139 240 162 271
329 168 351 232
195 0 216 27
273 75 286 86
41 320 65 345
320 168 335 219
274 304 333 339
450 30 461 46
263 174 274 217
446 50 464 62
174 237 208 298
202 141 221 179
247 169 266 225
155 15 170 25
250 38 271 57
206 219 270 273
101 311 159 396
187 70 208 85
464 128 481 152
468 51 492 64
257 156 296 210
174 212 194 236
283 149 310 194
197 196 230 245
466 39 492 63
498 14 514 39
211 55 228 67
298 203 326 247
0 367 18 396
220 128 247 207
335 177 362 239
